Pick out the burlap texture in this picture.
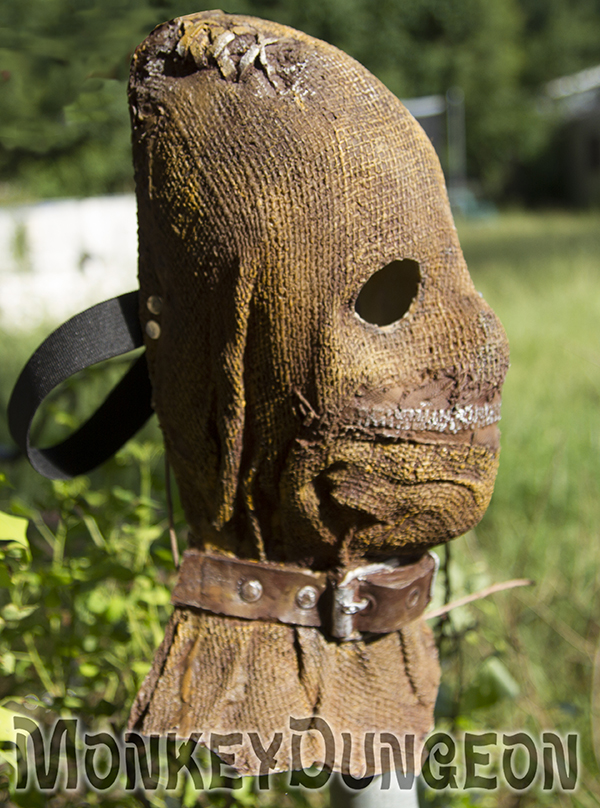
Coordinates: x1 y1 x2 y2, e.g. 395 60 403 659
126 11 509 775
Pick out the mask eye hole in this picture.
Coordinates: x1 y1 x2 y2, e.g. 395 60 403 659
355 259 421 327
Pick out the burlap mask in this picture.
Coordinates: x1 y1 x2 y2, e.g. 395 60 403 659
127 11 509 776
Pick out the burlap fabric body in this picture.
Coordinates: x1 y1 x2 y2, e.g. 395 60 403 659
127 11 509 776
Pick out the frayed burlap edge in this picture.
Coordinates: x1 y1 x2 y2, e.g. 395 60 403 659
128 608 439 776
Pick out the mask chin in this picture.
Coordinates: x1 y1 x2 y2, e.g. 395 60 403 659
277 432 500 567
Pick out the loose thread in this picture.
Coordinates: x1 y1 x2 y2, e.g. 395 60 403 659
164 452 180 569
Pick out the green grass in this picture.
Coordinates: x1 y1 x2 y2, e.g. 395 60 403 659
432 210 600 807
0 209 599 806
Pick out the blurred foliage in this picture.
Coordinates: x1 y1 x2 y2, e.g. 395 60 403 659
0 441 327 807
434 210 600 808
1 0 600 200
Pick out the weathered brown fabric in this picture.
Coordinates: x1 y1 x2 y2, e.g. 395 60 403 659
127 11 509 775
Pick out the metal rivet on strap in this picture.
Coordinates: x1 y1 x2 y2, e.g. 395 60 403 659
296 585 318 610
406 587 420 609
145 320 161 340
146 295 163 315
239 578 263 603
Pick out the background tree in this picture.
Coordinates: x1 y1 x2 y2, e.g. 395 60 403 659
1 0 600 201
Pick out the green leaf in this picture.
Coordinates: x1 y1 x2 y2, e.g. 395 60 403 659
106 596 126 622
0 511 29 550
132 661 150 677
0 565 11 588
0 705 19 774
86 588 109 614
112 486 137 503
63 695 83 709
484 656 520 699
0 705 18 743
1 603 38 621
461 656 520 712
136 586 170 606
1 652 16 675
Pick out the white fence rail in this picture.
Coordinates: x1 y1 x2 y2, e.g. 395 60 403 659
0 195 138 332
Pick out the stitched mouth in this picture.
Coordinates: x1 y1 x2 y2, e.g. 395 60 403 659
338 398 501 451
347 400 500 433
331 374 503 445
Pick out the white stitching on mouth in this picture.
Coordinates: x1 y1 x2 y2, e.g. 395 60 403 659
354 401 501 434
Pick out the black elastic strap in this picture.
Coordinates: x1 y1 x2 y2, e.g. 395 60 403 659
7 291 154 480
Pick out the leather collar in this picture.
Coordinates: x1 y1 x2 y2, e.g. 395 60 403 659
171 548 438 641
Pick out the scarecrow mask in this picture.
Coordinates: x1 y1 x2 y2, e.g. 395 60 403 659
10 10 509 778
125 11 509 776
